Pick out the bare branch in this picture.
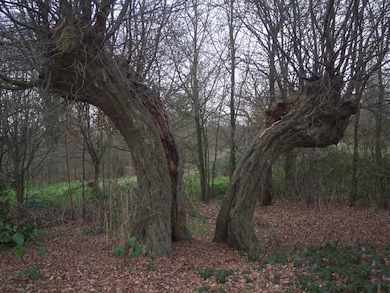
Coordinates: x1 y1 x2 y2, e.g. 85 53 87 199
103 0 131 43
0 72 42 90
95 0 115 41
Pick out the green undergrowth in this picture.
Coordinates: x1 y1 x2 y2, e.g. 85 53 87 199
194 242 389 292
294 243 390 292
259 242 390 291
0 217 46 281
194 267 235 284
0 217 43 248
112 236 148 258
1 177 139 208
187 208 209 234
2 173 226 209
184 175 229 200
113 236 156 271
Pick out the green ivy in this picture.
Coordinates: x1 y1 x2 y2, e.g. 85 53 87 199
17 267 45 281
294 243 390 291
194 266 215 280
194 285 211 292
194 267 235 284
215 269 234 284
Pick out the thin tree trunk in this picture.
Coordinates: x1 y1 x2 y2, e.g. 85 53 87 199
350 109 360 207
192 35 208 202
12 129 24 211
92 162 100 194
15 175 24 211
195 112 208 201
210 110 222 198
81 140 86 221
374 69 385 204
64 131 75 221
228 6 237 179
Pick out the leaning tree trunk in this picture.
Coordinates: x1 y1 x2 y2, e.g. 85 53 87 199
213 74 357 252
41 18 190 256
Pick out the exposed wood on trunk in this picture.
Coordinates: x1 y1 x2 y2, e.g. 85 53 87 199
260 100 293 205
122 70 191 241
39 18 190 256
214 74 358 252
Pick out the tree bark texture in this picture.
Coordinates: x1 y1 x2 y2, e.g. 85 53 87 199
214 74 358 252
41 18 190 256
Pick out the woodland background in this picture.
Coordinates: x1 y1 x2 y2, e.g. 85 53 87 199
0 0 389 291
1 0 389 213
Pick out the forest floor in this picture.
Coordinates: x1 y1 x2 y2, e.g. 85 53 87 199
1 199 390 292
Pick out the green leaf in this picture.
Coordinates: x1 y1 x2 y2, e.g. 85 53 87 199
267 253 288 264
12 233 25 246
215 269 233 284
131 246 143 257
38 245 47 255
113 245 125 257
13 245 26 258
199 267 214 280
28 268 45 281
18 267 45 281
17 268 30 279
127 237 137 246
195 285 210 293
33 228 45 236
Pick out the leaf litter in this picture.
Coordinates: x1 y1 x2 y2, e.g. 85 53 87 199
1 199 389 292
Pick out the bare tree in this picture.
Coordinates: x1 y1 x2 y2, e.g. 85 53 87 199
0 89 47 210
165 0 223 201
76 103 112 194
0 0 190 256
214 0 389 252
224 0 240 179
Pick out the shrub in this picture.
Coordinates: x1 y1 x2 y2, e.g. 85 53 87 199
0 217 42 247
113 236 148 258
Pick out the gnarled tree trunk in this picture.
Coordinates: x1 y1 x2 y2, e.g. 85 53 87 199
40 17 190 256
213 74 357 252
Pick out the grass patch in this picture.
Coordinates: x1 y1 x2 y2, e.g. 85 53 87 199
3 181 87 207
183 175 229 200
187 208 209 234
3 177 139 208
188 219 209 234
